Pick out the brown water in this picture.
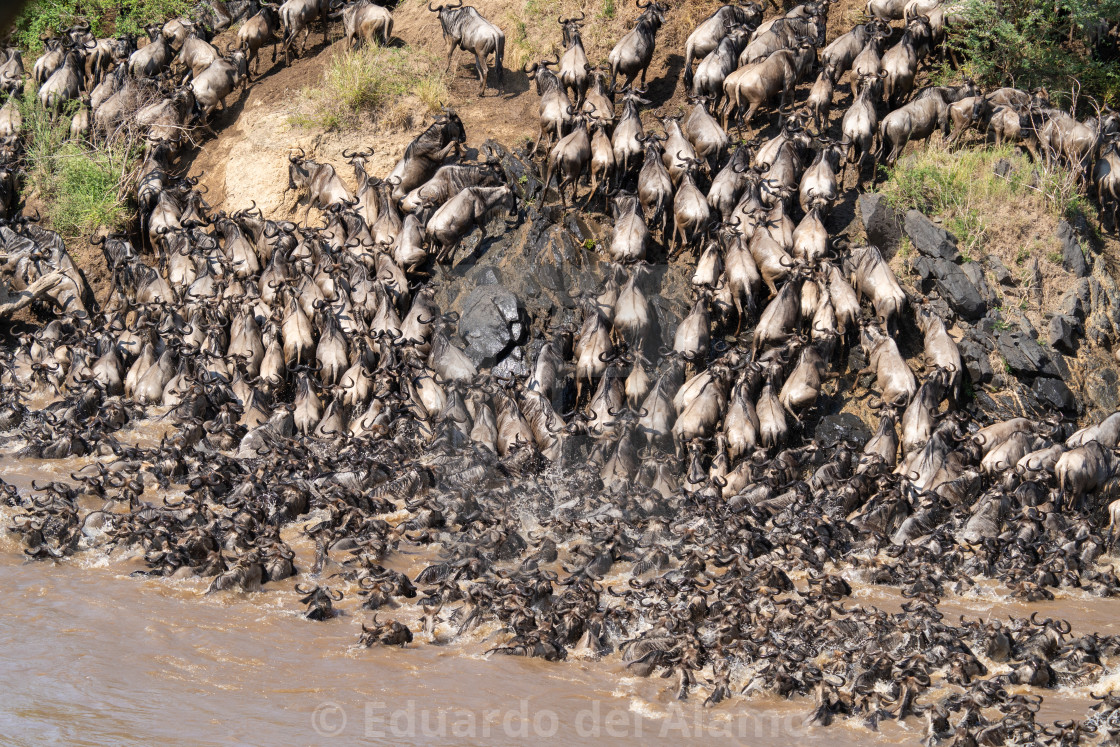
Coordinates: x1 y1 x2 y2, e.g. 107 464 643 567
2 422 1119 746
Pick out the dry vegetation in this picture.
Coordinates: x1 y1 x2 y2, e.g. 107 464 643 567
287 44 451 132
17 87 136 240
881 141 1090 329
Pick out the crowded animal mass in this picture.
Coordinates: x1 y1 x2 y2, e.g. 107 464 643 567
3 0 1120 742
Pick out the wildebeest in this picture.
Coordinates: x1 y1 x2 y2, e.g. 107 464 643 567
544 109 591 206
1094 136 1120 231
607 0 667 91
0 49 24 96
286 148 355 222
385 110 466 205
878 82 979 166
238 3 282 76
129 24 174 78
429 1 505 96
722 43 816 131
683 3 761 89
526 55 573 155
134 86 197 149
279 0 331 66
425 185 515 264
33 37 66 85
691 26 751 111
400 158 503 213
558 13 590 105
191 49 250 126
39 50 83 111
338 0 394 48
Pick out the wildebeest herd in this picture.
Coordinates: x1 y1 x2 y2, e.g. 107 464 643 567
4 0 1120 742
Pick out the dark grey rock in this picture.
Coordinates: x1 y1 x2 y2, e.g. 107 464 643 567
859 193 902 256
1032 377 1077 413
458 284 523 366
928 257 986 320
487 139 541 201
1004 309 1037 340
1047 314 1078 354
974 311 1001 338
471 266 502 286
959 338 994 384
986 256 1014 286
847 343 868 374
1057 220 1090 277
996 330 1059 378
491 345 529 379
1025 257 1043 304
904 209 961 261
1058 279 1091 320
815 413 872 449
993 158 1012 177
961 262 999 308
1084 367 1120 413
911 255 934 281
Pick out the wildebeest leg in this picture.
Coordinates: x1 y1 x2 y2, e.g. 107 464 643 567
742 101 759 132
444 40 457 74
889 132 909 168
532 125 545 155
475 51 487 96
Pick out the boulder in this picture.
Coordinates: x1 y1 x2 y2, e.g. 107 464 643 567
1084 367 1120 413
458 284 523 367
904 209 961 262
961 261 999 308
1058 279 1091 320
996 330 1059 378
1046 314 1078 354
815 413 872 449
858 193 901 255
1032 377 1077 413
959 338 994 384
986 256 1014 286
927 257 986 321
1057 220 1089 277
486 139 541 201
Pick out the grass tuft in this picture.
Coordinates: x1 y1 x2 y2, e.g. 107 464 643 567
882 141 1097 327
288 45 449 132
19 88 135 239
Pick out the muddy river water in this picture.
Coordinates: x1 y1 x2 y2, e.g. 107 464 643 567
3 418 1120 746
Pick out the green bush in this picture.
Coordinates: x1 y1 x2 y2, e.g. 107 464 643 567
946 0 1120 107
11 0 195 52
18 88 135 239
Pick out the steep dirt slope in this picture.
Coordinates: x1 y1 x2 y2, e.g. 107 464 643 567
182 0 870 222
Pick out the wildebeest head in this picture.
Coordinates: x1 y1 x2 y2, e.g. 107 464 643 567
434 107 466 144
287 147 309 191
559 12 585 47
635 0 667 27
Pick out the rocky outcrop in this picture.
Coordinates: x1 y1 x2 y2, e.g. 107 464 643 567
858 193 901 255
904 209 961 262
